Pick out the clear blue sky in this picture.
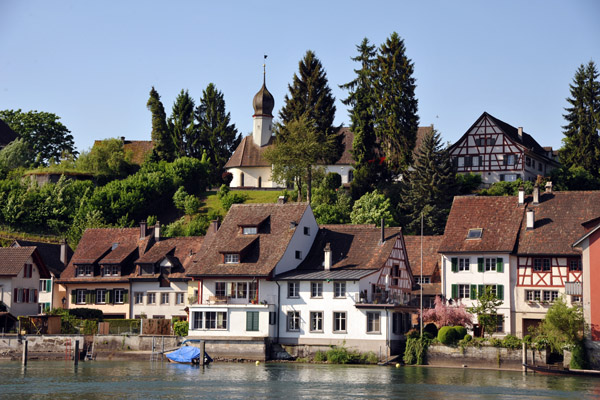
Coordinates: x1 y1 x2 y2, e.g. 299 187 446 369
1 0 598 154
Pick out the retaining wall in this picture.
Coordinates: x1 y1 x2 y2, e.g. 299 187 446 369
426 344 548 370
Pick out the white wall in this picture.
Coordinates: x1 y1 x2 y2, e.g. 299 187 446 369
188 304 276 338
131 281 189 319
7 255 41 317
323 165 354 185
273 206 319 276
228 166 284 188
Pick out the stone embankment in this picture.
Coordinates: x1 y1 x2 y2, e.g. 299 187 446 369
426 343 548 370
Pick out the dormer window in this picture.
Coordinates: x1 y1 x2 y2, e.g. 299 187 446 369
243 227 257 235
76 265 93 277
225 254 240 264
111 243 119 250
467 228 483 239
140 264 154 275
103 265 120 276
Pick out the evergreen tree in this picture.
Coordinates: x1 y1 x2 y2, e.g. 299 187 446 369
147 87 175 162
373 32 419 174
279 50 343 164
559 61 600 178
194 83 240 186
399 129 457 235
168 89 196 158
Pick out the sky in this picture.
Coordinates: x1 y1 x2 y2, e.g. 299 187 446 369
1 1 599 154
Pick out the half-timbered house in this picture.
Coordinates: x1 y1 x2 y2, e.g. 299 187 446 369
275 224 414 356
448 112 559 186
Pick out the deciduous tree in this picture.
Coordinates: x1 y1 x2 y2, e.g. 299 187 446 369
468 287 503 338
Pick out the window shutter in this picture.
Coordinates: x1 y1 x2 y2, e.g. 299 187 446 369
500 174 505 181
86 291 92 304
497 258 503 273
478 284 484 297
106 290 111 304
34 289 38 302
498 285 504 300
451 258 458 273
14 288 18 302
478 258 484 273
470 285 477 300
71 290 76 304
123 290 129 304
24 289 29 303
451 284 458 299
246 312 252 331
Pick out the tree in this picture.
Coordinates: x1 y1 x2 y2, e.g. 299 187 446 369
264 116 334 203
468 287 503 338
147 87 175 162
76 138 136 182
399 129 458 235
194 83 240 186
422 296 473 328
0 109 76 166
0 138 32 170
559 61 600 178
350 190 395 226
373 33 419 173
279 50 343 164
168 89 196 158
551 165 600 191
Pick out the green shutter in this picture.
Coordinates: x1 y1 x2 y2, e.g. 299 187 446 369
497 285 504 300
451 258 458 273
246 311 259 331
470 285 477 300
497 258 504 273
123 290 129 304
478 284 484 297
85 290 92 304
105 290 111 303
478 258 484 273
451 284 458 299
71 290 76 304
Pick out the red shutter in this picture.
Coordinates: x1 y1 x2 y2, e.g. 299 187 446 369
34 289 38 302
23 264 27 278
24 289 29 303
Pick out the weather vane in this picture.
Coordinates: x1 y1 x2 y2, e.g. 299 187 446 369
263 54 268 83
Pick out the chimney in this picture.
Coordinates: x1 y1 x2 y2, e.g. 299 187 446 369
518 186 525 205
277 195 286 204
518 127 523 140
140 220 147 239
324 243 332 271
533 183 540 205
380 217 385 245
120 136 125 142
210 219 220 234
526 209 535 230
545 181 553 193
60 238 68 266
154 221 160 242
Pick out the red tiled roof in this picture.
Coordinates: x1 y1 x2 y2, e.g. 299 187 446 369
439 196 524 254
224 135 273 168
12 240 73 277
218 236 258 253
187 203 309 277
0 247 37 276
133 236 204 279
404 235 442 278
518 191 600 255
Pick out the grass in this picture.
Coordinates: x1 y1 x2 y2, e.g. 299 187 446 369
199 190 286 215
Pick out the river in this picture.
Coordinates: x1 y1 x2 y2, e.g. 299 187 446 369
1 361 599 399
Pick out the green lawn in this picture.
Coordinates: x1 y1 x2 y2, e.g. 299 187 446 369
199 190 287 215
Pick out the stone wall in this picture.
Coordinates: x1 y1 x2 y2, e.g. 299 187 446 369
426 343 548 370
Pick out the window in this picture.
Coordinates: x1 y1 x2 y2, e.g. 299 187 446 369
451 257 470 272
114 289 124 304
310 311 323 332
467 229 482 239
161 293 170 305
39 302 51 314
226 282 248 299
215 282 226 297
76 264 92 277
104 265 119 276
205 311 227 330
40 279 52 293
192 312 203 330
458 284 470 299
240 172 244 186
572 295 582 303
538 162 543 171
29 289 37 303
311 282 323 298
287 311 300 331
534 258 551 272
269 311 276 325
246 311 259 332
415 276 431 284
485 258 496 272
243 226 257 235
569 259 582 271
140 265 154 275
505 154 516 166
457 157 465 167
147 293 156 305
367 312 381 333
333 312 347 333
96 289 106 304
485 285 497 297
526 290 541 301
496 314 504 333
501 174 518 182
224 254 240 264
304 226 310 236
348 169 354 182
73 289 83 304
334 282 346 298
176 293 184 304
134 292 143 304
543 290 559 302
288 282 299 298
295 250 302 260
23 264 33 278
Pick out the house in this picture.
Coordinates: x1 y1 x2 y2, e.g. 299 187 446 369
448 112 559 186
92 137 154 165
439 196 524 336
0 118 18 150
403 235 443 308
0 247 51 322
131 236 203 320
56 223 156 318
186 201 318 358
274 224 415 355
515 188 600 337
11 239 73 313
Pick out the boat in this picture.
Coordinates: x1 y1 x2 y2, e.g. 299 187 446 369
166 346 213 365
523 363 600 377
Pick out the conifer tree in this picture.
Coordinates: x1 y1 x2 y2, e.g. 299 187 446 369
399 129 457 235
195 83 240 186
373 32 419 174
279 50 343 164
168 89 196 158
559 61 600 178
147 87 175 162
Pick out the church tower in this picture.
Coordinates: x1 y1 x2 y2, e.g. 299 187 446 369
252 64 275 147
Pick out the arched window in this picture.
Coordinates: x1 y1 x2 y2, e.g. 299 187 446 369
258 176 262 188
240 172 245 187
348 169 354 182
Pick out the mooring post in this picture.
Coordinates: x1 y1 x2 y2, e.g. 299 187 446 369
162 336 164 355
74 340 80 366
22 339 28 367
522 342 527 373
200 341 205 366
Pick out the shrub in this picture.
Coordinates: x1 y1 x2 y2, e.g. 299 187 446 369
173 321 188 337
183 195 201 215
323 172 342 190
570 342 588 370
326 346 350 364
501 334 522 350
407 329 420 339
362 351 379 364
463 334 472 342
523 334 532 345
82 319 98 335
69 308 103 320
222 172 233 185
454 326 467 340
437 326 458 345
404 336 430 365
221 192 248 211
424 323 438 339
173 186 188 211
489 338 502 347
314 350 327 362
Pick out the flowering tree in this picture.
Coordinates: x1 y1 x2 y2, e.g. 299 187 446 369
422 296 473 328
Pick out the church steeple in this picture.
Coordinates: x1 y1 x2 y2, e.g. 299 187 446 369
252 57 274 147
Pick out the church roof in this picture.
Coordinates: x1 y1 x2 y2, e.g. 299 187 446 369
252 80 274 117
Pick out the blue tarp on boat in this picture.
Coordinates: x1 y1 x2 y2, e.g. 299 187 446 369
166 346 201 363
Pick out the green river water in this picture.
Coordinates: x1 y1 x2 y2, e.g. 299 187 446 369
1 360 599 399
